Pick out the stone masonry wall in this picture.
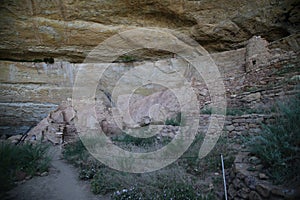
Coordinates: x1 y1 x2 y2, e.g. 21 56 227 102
198 114 273 137
227 151 299 200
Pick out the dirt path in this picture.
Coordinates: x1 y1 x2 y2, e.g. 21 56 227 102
5 146 110 200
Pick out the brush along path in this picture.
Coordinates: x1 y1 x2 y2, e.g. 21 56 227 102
5 145 109 200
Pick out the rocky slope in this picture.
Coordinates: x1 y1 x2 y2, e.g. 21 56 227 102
0 0 299 62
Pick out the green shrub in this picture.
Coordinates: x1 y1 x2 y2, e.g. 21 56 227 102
247 93 300 184
156 181 203 200
91 170 124 194
165 112 183 126
111 134 157 146
62 140 89 165
154 176 216 200
111 131 172 149
0 142 51 193
120 55 136 62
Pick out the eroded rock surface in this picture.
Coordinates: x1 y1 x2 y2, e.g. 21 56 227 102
1 0 299 62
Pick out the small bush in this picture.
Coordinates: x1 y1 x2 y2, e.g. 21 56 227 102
111 134 157 146
247 93 300 184
165 112 182 126
91 170 124 194
156 181 202 200
63 140 89 165
120 55 136 63
0 142 51 193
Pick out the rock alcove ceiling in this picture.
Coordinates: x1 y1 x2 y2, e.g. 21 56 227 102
1 1 300 199
0 0 299 62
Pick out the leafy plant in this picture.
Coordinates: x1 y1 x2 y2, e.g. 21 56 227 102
62 139 90 165
120 55 136 63
165 112 183 126
0 142 51 193
91 169 125 194
153 179 215 200
111 134 157 146
247 92 300 184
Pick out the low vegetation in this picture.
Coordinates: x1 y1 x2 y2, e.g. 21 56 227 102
120 55 136 63
0 142 51 193
165 112 183 126
247 93 300 184
62 132 237 199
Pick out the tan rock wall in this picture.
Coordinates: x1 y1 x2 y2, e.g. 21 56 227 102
1 34 299 136
1 0 298 62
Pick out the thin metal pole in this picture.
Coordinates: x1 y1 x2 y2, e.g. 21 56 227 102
221 154 228 200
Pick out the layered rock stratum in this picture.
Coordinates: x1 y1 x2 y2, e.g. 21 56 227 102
0 0 299 62
0 0 299 135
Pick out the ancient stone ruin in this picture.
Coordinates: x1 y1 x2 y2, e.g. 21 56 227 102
1 0 299 199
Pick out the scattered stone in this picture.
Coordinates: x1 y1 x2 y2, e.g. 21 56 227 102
228 184 237 198
226 125 235 132
233 178 241 189
243 92 261 102
249 191 263 200
249 123 258 128
40 172 49 177
247 166 257 171
199 89 208 96
236 172 245 180
50 111 64 124
237 189 249 199
233 118 246 123
241 187 250 193
256 183 271 197
249 156 261 165
15 171 27 181
271 187 285 197
139 116 152 127
244 176 257 189
7 135 22 144
249 128 261 134
235 126 246 131
258 173 268 180
255 164 264 171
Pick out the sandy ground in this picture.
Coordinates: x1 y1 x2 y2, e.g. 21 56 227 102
4 146 110 200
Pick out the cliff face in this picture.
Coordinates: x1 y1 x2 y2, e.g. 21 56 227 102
0 0 299 135
0 0 299 62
